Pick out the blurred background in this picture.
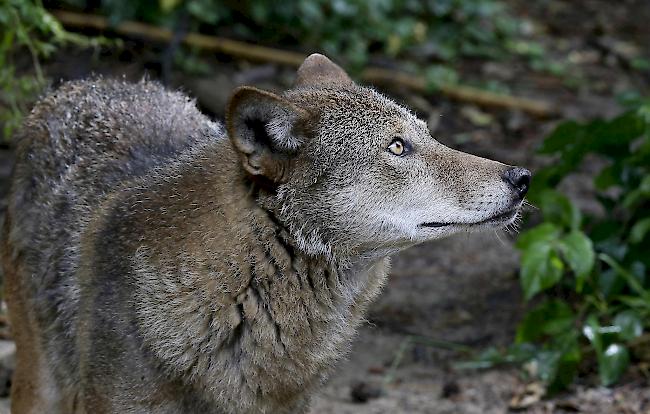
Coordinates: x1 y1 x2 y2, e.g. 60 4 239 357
1 0 649 413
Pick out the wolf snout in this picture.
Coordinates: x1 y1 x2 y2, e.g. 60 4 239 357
502 167 531 198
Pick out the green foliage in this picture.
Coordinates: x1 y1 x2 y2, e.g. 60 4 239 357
66 0 531 77
0 0 59 140
509 99 650 391
0 0 109 141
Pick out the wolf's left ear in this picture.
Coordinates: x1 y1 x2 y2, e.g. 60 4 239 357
226 86 310 183
293 53 353 89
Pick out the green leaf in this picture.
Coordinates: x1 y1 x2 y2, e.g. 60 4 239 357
630 261 647 286
159 0 182 13
537 189 581 230
591 111 646 155
599 343 630 386
531 331 580 393
520 243 564 300
599 254 650 301
595 238 628 261
630 218 650 244
583 315 603 353
589 219 623 245
549 331 581 393
598 269 626 299
613 310 643 341
516 300 574 343
515 222 561 250
584 315 631 386
533 350 562 384
623 176 650 208
558 230 595 292
594 164 619 190
538 120 582 154
615 295 650 311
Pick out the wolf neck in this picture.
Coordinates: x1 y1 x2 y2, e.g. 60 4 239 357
131 141 389 409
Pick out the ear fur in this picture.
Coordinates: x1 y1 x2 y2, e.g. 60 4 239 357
226 86 309 184
293 53 353 89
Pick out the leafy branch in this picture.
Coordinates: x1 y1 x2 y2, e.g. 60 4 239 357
465 98 650 392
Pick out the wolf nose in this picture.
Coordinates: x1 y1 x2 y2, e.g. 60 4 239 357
503 167 531 198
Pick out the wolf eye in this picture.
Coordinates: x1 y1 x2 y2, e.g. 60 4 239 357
387 138 408 156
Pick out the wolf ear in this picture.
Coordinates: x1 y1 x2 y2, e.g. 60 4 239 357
226 86 309 183
293 53 353 89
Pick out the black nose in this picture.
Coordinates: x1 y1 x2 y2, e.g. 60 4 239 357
503 167 531 198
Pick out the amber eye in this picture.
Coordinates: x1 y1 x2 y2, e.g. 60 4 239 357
387 138 408 156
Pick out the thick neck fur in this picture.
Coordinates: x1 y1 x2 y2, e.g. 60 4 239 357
128 139 389 413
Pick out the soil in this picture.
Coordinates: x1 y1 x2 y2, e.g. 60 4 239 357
1 0 649 412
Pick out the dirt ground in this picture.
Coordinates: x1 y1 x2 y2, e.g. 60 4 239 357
1 0 650 412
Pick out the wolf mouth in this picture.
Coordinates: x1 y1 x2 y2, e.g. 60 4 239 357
419 207 519 229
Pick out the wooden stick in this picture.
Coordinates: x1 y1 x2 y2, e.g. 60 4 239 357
51 10 556 117
362 67 555 117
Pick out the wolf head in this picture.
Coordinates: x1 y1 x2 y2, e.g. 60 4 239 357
226 54 530 258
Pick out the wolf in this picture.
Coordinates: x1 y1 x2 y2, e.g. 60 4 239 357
1 54 530 413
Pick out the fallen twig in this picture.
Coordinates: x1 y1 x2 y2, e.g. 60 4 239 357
363 67 555 117
51 9 557 117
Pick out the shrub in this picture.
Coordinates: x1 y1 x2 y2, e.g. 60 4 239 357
470 96 650 392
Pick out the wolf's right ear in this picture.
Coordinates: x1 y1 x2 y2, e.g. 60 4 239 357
226 86 310 183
